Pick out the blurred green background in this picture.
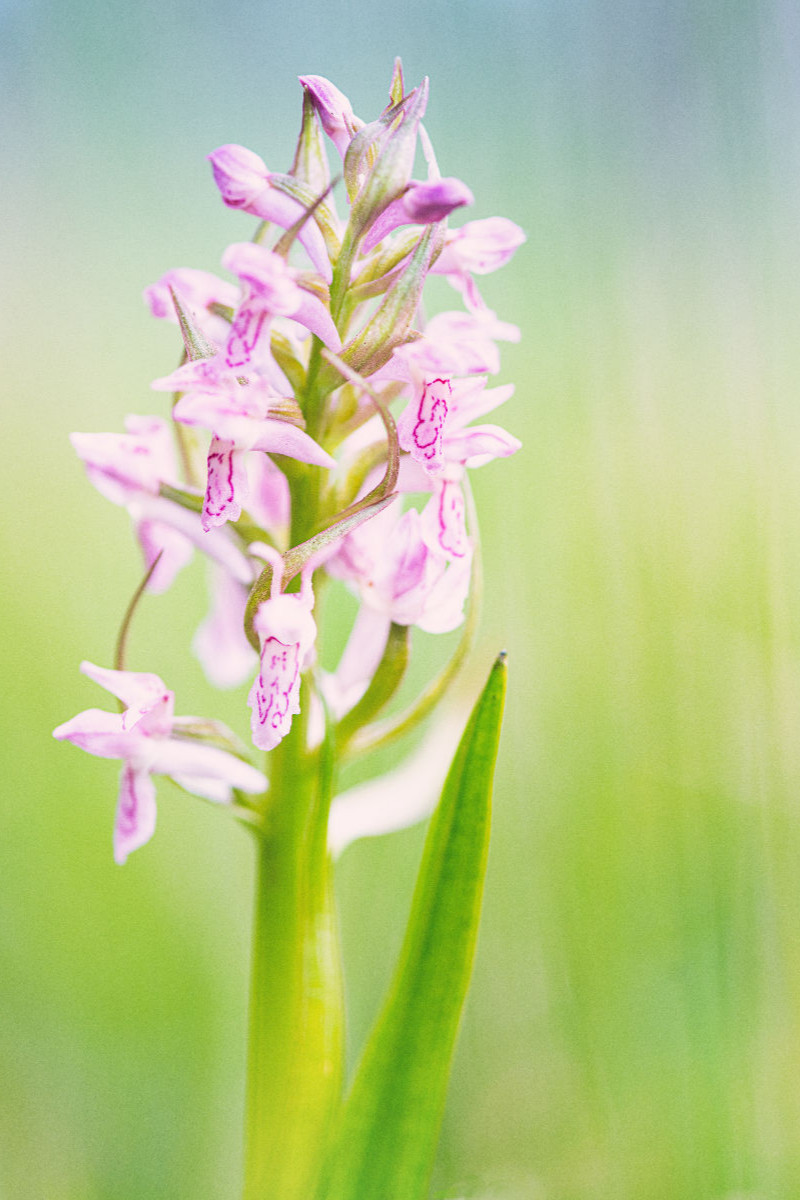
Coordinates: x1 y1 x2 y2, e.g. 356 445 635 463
3 1 800 1196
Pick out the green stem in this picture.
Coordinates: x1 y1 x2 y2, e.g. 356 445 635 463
243 697 344 1200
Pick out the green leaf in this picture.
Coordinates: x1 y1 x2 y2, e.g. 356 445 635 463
315 652 508 1200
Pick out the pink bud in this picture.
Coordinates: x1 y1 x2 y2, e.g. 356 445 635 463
207 144 271 209
402 177 474 223
299 75 362 157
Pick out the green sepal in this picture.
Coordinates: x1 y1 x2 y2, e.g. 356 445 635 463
341 223 444 378
388 57 405 107
269 174 342 261
169 716 258 766
244 494 399 650
291 88 332 196
270 329 307 397
335 623 411 748
314 653 508 1200
169 286 217 362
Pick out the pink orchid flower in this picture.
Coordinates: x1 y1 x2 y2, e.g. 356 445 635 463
220 242 341 370
151 368 335 531
396 377 521 559
143 267 239 347
53 663 267 863
375 306 520 384
247 551 318 752
208 144 332 282
328 504 471 639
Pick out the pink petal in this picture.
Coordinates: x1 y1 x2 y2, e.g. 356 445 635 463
114 763 157 864
208 144 272 209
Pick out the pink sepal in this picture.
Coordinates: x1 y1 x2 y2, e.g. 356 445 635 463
79 662 173 731
70 416 178 506
53 708 145 760
53 662 267 863
146 738 267 798
136 519 195 594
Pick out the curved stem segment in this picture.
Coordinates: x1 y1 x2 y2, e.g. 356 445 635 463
243 696 344 1200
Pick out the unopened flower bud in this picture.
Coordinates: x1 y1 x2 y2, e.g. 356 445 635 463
208 144 271 210
361 176 474 253
298 74 363 158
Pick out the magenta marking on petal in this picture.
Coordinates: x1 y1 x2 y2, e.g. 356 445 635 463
253 639 300 732
411 377 451 466
226 306 268 369
437 480 469 558
204 445 237 524
117 763 141 840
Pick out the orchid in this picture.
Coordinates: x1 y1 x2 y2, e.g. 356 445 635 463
56 62 519 1200
53 662 266 863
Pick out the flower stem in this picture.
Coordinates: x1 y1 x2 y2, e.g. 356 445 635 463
242 696 344 1200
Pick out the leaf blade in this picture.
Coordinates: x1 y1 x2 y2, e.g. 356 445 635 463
316 652 508 1200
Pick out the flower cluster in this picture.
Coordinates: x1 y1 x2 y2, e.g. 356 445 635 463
55 63 523 861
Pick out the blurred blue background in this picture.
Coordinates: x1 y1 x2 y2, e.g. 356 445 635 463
4 1 800 1196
